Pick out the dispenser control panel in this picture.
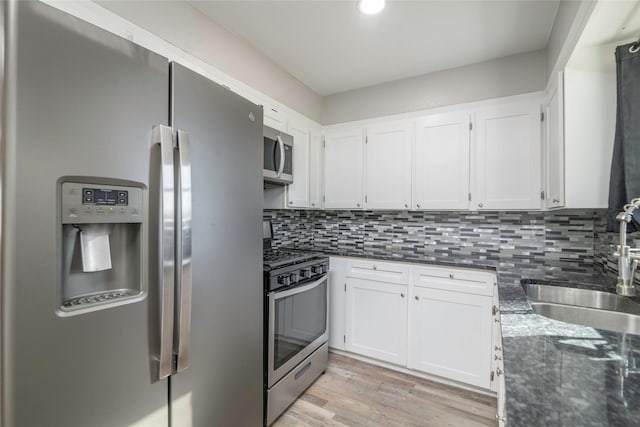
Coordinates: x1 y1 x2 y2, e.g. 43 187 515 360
61 181 143 224
82 188 128 206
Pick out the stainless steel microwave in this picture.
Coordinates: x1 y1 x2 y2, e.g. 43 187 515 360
263 125 293 186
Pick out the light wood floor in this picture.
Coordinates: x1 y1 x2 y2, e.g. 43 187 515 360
273 353 498 427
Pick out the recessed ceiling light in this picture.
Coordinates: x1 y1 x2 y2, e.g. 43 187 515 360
358 0 385 15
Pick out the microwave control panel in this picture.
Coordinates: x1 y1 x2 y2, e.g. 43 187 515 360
61 182 143 224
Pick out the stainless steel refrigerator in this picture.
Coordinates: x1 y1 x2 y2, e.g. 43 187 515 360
1 1 263 426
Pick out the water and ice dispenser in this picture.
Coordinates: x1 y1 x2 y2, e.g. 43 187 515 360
59 180 145 314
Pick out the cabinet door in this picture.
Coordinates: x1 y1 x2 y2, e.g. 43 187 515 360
474 103 541 210
365 122 412 209
263 103 287 132
324 128 364 209
328 257 348 350
545 74 565 209
346 278 407 365
408 287 492 389
309 129 323 209
413 112 470 210
286 121 310 208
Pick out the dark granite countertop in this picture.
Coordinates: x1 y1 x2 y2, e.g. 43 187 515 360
501 277 640 427
279 246 640 426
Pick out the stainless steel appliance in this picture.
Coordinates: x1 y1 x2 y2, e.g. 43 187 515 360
263 125 294 186
263 226 330 425
1 2 263 426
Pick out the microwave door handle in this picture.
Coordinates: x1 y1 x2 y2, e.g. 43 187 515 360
175 130 193 373
152 124 176 380
276 135 285 178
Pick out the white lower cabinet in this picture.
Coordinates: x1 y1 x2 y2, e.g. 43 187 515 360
332 256 499 392
345 278 408 365
328 257 348 350
407 286 493 389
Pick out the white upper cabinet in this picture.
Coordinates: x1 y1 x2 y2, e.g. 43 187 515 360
323 128 365 209
308 128 323 209
364 121 412 210
473 102 542 210
413 112 471 210
263 103 287 133
544 74 565 209
286 120 311 208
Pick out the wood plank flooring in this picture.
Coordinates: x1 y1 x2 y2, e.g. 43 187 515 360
273 353 498 427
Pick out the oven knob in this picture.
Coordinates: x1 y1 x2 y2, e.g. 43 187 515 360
300 268 311 279
290 272 299 283
278 275 291 286
311 265 320 275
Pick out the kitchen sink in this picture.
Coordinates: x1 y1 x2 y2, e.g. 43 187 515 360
523 284 640 335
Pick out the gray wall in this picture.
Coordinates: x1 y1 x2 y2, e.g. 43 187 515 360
96 0 324 123
322 50 546 125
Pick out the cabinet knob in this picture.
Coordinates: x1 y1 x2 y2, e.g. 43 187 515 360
311 203 315 206
449 273 454 279
478 203 483 208
416 203 421 208
553 198 559 203
289 201 293 204
414 296 419 300
357 203 361 207
400 293 405 298
373 265 377 270
404 204 408 208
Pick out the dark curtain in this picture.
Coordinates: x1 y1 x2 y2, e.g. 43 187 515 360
607 41 640 232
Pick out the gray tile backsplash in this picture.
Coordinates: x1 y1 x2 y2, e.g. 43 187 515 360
264 209 640 285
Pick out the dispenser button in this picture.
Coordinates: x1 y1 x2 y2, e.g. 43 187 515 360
117 207 127 215
83 189 94 196
83 207 94 215
84 196 94 203
95 207 106 215
117 198 127 205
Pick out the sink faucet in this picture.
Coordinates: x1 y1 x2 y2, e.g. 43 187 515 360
614 198 640 296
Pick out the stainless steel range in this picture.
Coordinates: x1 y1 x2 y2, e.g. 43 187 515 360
263 222 329 426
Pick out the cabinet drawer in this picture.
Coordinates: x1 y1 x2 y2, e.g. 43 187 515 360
346 260 409 285
411 266 495 296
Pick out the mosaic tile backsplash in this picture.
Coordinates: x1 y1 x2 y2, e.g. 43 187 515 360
264 209 640 286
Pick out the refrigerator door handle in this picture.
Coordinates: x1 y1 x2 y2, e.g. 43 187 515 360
276 135 285 178
153 124 176 380
175 129 193 372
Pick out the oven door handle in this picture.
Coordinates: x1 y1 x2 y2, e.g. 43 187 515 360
274 275 327 300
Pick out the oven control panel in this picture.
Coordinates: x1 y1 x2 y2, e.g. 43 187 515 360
267 259 329 292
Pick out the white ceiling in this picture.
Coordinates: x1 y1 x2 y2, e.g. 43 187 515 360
191 0 559 96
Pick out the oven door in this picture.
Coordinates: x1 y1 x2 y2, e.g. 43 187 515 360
267 275 328 387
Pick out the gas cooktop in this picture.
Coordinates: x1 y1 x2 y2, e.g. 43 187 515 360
263 248 323 270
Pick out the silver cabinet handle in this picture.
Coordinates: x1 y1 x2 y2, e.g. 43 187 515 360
152 124 176 380
175 130 192 373
276 135 285 178
478 203 483 208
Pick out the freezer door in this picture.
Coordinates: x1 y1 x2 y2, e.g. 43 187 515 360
2 2 169 426
170 63 264 426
